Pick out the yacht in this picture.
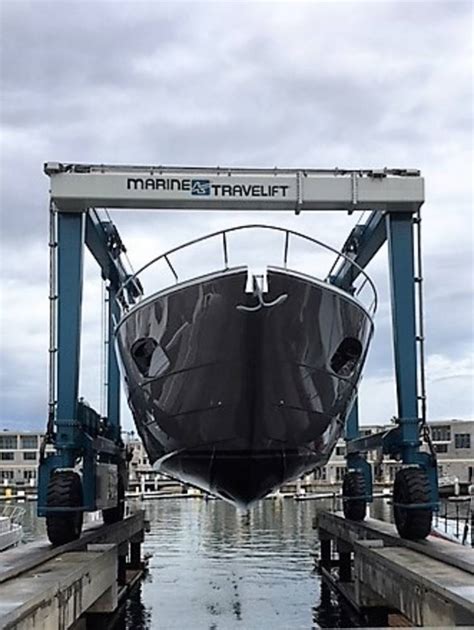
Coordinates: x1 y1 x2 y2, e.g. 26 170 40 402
115 225 376 507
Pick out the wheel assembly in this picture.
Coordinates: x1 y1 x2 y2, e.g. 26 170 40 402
393 467 432 540
342 470 367 521
46 470 83 546
102 474 125 525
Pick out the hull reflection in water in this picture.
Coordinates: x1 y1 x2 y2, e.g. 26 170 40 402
116 266 373 507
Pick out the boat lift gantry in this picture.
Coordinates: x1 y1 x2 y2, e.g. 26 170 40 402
38 163 438 544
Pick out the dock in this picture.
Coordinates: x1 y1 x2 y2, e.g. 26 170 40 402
0 511 147 630
314 510 474 627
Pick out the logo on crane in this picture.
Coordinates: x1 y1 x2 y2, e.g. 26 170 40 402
126 177 290 199
191 179 211 196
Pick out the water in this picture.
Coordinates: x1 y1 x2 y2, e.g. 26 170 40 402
142 499 332 629
18 498 394 629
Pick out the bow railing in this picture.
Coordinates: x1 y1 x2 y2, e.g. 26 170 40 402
115 224 377 316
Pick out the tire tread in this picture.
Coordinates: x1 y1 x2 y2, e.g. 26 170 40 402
393 467 432 540
343 471 366 522
46 471 83 546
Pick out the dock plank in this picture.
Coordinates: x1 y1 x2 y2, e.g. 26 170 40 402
355 541 474 626
316 510 474 575
0 511 144 585
0 547 117 630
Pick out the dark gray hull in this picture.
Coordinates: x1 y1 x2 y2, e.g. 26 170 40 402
116 267 373 506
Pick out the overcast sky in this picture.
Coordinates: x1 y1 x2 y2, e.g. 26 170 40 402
0 0 472 433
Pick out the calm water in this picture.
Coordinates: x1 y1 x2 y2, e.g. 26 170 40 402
18 497 392 629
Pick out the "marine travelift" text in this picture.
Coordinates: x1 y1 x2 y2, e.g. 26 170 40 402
126 178 290 198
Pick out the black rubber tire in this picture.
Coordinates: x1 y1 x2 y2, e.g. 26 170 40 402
102 475 125 525
46 471 83 546
342 471 366 521
393 467 432 540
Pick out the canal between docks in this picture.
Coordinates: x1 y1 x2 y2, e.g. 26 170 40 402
20 497 393 629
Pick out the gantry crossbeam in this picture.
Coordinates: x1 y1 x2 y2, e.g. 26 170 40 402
45 162 424 213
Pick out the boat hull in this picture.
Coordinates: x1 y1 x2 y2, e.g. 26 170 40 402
116 268 373 507
0 518 22 551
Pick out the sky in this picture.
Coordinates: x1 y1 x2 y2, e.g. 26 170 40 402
0 0 473 433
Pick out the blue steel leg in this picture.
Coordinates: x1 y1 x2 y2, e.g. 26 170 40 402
386 213 420 462
386 212 438 505
55 212 85 459
345 398 359 442
38 212 85 516
345 398 373 500
107 284 121 443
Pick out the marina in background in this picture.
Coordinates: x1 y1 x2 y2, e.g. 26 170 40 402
1 418 472 501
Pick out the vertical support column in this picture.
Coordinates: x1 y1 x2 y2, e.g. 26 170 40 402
130 541 142 570
345 398 373 500
107 283 121 442
129 530 144 572
56 212 85 464
386 212 420 463
337 539 352 582
319 529 332 570
345 398 359 443
117 541 129 586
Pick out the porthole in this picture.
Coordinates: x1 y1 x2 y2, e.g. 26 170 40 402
330 337 362 376
131 337 158 377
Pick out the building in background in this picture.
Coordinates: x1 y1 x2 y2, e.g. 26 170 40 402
428 419 473 484
320 419 473 488
0 432 54 490
127 437 183 494
1 419 472 497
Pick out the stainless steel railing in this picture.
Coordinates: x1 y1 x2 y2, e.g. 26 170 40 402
115 224 378 315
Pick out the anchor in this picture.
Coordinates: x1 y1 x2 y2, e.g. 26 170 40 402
236 273 288 312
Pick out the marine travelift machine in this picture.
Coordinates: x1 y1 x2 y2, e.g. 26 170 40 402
38 163 439 545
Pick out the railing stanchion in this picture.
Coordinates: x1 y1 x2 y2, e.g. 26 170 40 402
222 232 229 269
164 255 179 283
116 225 378 316
283 231 289 268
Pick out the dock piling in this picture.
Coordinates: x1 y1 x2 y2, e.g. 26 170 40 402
315 510 474 627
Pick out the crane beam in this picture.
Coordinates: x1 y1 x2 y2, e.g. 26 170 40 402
45 163 424 213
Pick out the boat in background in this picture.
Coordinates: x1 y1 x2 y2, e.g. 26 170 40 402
115 225 377 508
0 505 23 551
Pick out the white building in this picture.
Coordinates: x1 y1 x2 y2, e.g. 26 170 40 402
317 419 473 486
0 432 53 487
428 419 473 483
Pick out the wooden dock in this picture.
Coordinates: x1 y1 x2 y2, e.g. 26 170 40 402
314 510 474 627
0 511 147 630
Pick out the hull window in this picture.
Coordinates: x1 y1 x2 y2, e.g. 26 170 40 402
131 337 158 377
331 337 362 376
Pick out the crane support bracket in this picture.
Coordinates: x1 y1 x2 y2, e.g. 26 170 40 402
331 210 387 289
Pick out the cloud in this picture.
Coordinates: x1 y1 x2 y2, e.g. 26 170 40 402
0 0 472 429
359 351 474 424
